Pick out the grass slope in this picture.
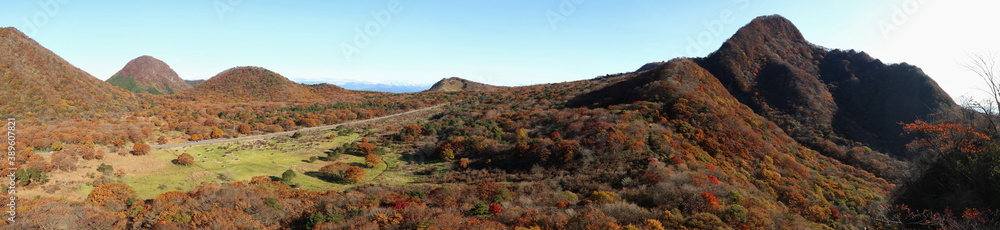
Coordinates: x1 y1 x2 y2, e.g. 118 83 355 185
106 75 164 95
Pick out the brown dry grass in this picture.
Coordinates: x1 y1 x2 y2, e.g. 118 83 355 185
17 150 168 200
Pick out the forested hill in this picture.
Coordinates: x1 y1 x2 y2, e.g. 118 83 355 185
0 27 138 117
107 55 192 95
180 66 324 102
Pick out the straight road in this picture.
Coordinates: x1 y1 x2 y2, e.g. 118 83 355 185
38 103 448 155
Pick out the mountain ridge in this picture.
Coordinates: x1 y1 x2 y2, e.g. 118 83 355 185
181 66 322 102
696 15 956 167
426 77 502 92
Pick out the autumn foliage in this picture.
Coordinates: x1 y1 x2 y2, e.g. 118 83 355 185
320 162 349 174
175 153 194 165
903 120 990 155
87 183 137 208
132 143 151 155
344 166 365 183
357 142 376 155
364 154 382 167
2 15 987 230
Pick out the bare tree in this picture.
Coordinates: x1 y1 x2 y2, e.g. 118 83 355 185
963 52 1000 136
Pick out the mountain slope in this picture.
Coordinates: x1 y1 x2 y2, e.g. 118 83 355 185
5 15 962 229
693 15 955 177
426 77 502 92
307 83 350 97
0 27 137 117
417 57 892 228
623 58 888 222
181 66 320 102
107 55 191 95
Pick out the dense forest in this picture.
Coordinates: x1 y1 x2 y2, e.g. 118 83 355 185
2 15 999 229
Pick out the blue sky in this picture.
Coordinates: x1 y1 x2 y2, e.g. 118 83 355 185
1 0 997 100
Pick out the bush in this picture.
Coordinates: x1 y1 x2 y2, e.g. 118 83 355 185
87 183 137 209
684 212 726 229
554 191 580 204
438 148 455 162
470 202 492 217
132 143 151 155
365 154 382 168
489 203 503 215
407 190 425 199
344 166 365 183
337 128 353 136
16 168 48 186
175 153 194 165
326 148 343 160
600 202 653 225
589 191 620 204
357 142 376 155
319 163 350 177
281 169 296 184
458 158 470 168
188 134 204 141
50 142 64 151
97 163 114 175
725 204 749 223
306 213 326 229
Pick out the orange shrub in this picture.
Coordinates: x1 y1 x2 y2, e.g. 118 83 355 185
364 154 382 168
345 166 365 183
87 183 137 207
132 143 151 155
176 153 194 165
358 142 376 155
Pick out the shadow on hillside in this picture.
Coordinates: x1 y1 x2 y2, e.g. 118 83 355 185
304 171 347 184
396 145 437 165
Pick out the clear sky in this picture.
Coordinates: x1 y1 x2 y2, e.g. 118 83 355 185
1 0 997 101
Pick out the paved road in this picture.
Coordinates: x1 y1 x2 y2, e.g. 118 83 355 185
39 103 448 155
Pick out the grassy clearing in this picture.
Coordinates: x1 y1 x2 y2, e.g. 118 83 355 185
118 132 360 198
28 106 448 201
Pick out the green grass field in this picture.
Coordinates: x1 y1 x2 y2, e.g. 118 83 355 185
75 129 421 199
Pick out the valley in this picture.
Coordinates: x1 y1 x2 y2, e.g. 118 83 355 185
0 12 996 230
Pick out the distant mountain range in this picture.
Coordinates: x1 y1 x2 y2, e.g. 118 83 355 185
293 80 431 93
300 78 505 93
172 79 437 94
